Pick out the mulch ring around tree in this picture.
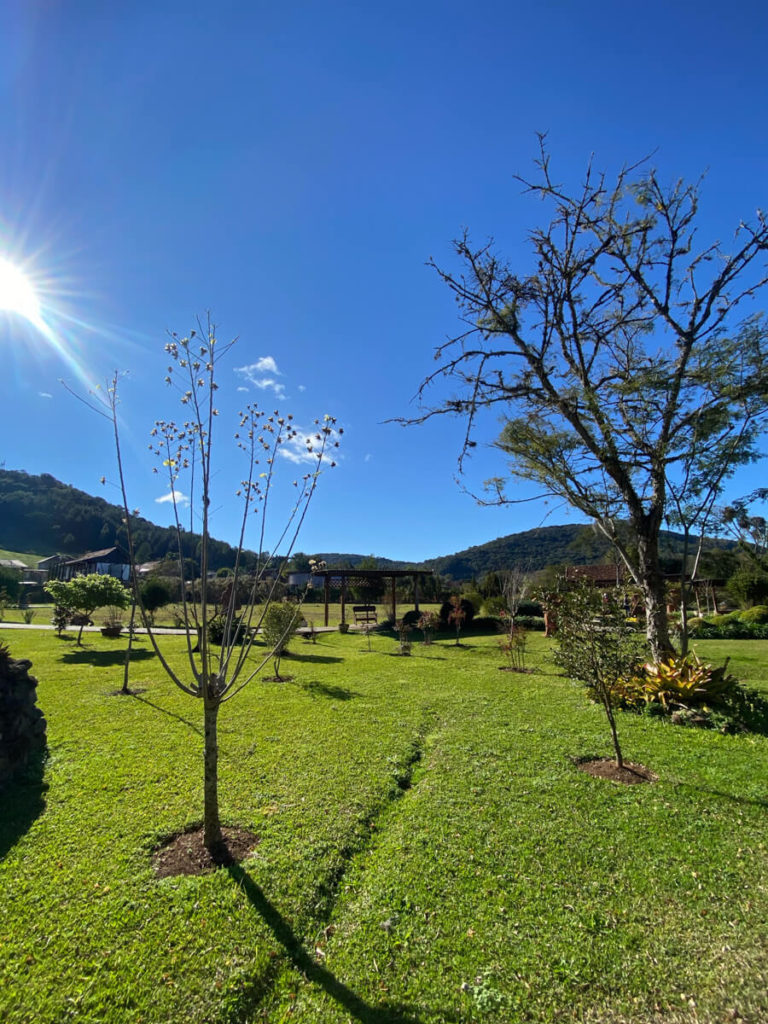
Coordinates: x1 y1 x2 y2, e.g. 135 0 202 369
574 757 657 785
152 826 259 877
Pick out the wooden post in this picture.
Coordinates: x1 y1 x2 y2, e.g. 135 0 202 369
413 574 420 613
340 575 347 625
324 575 330 627
391 576 397 623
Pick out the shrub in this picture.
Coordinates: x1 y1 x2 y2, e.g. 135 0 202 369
206 614 254 646
401 609 422 628
417 610 438 644
498 626 529 671
480 595 507 617
467 615 504 634
513 615 545 631
739 604 768 624
261 602 302 658
517 599 544 617
438 598 475 627
692 619 768 640
708 612 742 626
727 567 768 608
139 578 173 624
552 579 645 768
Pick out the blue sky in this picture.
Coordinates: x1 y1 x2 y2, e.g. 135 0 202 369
1 0 767 562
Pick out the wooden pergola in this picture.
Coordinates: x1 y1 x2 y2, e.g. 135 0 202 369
309 568 435 626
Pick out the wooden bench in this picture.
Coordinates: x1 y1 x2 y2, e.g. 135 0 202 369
353 605 378 625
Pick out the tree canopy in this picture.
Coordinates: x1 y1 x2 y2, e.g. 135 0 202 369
408 143 768 657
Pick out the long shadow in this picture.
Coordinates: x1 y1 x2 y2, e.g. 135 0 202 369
0 746 48 860
673 782 768 811
130 693 203 737
298 680 360 701
61 649 156 667
228 865 458 1024
285 652 344 665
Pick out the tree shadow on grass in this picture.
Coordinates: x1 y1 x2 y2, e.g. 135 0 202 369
130 692 203 737
298 680 360 701
673 782 768 811
227 865 458 1024
0 746 48 860
60 649 156 667
285 652 344 665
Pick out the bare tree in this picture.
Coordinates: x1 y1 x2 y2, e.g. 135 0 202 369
82 320 340 854
499 565 532 624
401 141 768 660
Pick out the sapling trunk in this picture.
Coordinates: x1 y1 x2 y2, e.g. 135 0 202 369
203 693 223 851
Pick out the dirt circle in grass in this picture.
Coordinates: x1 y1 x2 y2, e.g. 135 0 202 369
576 757 657 785
152 826 259 877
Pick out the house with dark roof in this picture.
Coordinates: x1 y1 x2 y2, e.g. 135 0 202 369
56 547 131 582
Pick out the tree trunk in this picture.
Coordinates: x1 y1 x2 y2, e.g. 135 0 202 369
635 525 674 661
203 692 223 852
603 696 624 769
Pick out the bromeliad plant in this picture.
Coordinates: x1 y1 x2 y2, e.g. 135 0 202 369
619 653 739 711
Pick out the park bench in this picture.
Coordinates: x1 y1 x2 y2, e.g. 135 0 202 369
353 605 378 625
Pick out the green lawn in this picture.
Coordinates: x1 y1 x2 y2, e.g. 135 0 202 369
1 629 766 1024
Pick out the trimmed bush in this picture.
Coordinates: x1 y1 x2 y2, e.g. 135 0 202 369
739 604 768 625
513 615 546 631
438 598 475 627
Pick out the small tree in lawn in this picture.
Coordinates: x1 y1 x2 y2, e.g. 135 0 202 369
45 574 130 644
448 595 466 645
260 601 302 681
92 318 340 857
139 577 173 626
552 577 645 769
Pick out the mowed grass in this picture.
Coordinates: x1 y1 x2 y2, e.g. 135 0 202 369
0 628 766 1024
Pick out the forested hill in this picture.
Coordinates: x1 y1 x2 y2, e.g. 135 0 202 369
0 468 736 579
421 524 610 578
420 523 737 580
0 469 248 571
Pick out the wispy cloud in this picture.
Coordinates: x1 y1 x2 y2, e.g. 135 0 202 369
39 391 53 399
278 424 339 466
235 356 286 397
155 489 190 506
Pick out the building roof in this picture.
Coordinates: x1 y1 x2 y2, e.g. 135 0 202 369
64 547 127 564
564 564 628 585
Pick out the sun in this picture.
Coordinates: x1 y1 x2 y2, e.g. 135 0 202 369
0 254 44 327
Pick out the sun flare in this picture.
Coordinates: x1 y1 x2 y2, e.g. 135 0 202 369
0 255 44 327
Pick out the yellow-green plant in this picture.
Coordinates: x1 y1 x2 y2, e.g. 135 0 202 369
622 653 738 710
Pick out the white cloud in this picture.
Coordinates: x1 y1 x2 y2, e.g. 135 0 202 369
297 384 306 392
237 386 249 393
364 453 372 463
234 357 286 396
278 424 339 466
39 391 53 399
155 489 190 506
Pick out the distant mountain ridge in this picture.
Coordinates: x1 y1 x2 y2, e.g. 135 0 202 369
0 469 736 580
